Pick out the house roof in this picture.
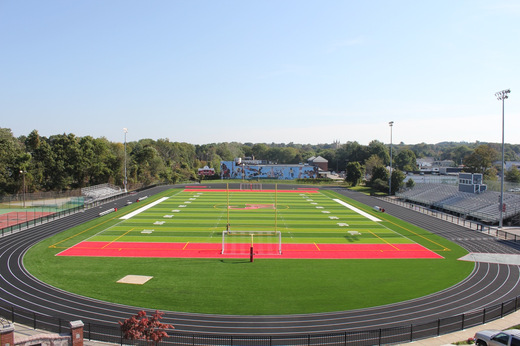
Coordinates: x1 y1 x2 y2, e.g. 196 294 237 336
312 156 328 163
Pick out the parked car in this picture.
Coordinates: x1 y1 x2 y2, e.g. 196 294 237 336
474 329 520 346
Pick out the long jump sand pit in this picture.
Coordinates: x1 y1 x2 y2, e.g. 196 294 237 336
117 275 153 285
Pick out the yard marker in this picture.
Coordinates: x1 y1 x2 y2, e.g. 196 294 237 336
103 228 133 249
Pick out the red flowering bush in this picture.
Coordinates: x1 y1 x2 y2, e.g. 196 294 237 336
119 310 173 342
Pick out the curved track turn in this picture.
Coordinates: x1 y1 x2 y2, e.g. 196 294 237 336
1 185 520 336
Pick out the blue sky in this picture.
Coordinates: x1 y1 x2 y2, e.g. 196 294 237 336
1 1 518 145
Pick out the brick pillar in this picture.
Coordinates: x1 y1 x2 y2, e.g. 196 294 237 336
70 320 84 346
0 323 15 346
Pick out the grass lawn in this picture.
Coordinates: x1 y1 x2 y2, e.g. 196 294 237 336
24 187 473 315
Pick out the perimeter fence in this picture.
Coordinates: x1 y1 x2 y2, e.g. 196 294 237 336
0 192 125 237
1 296 519 345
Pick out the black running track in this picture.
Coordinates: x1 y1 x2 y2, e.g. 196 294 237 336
2 184 520 336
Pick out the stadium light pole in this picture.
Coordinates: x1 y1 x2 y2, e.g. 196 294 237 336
495 89 511 229
389 121 394 195
123 128 128 192
20 170 26 208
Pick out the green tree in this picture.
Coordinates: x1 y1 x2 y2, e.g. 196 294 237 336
394 149 417 172
251 143 269 160
343 141 370 164
364 155 384 181
368 140 390 165
390 169 406 195
0 128 26 195
506 166 520 183
345 162 363 186
368 165 389 188
406 178 415 189
463 144 498 175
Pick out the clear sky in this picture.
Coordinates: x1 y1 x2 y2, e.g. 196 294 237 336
1 1 518 145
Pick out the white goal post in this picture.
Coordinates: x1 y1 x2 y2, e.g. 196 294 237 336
221 230 282 255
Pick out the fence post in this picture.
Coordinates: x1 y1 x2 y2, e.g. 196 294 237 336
410 324 413 343
379 328 382 345
437 319 441 336
483 308 486 324
501 303 505 317
461 313 465 330
11 306 14 323
33 312 36 329
0 321 15 346
70 320 84 346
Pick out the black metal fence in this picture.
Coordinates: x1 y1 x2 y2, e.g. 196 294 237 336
1 296 519 345
0 193 126 236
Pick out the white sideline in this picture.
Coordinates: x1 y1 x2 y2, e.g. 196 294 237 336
119 197 169 220
333 199 382 222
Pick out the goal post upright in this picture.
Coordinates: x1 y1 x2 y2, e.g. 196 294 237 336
275 183 278 232
226 182 230 229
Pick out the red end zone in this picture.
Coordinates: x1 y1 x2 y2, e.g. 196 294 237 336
57 241 443 259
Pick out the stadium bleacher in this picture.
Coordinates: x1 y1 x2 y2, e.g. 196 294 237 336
81 183 123 202
397 184 520 224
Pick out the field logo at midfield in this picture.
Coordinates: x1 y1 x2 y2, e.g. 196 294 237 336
229 204 275 210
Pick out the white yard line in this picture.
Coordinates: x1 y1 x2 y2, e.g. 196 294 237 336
333 199 382 222
119 197 169 220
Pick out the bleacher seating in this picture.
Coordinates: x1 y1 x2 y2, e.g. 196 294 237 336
397 183 520 224
81 184 123 201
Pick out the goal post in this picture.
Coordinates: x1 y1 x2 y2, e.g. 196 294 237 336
239 183 262 191
221 230 282 255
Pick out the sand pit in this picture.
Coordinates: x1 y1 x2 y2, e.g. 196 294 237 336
117 275 153 285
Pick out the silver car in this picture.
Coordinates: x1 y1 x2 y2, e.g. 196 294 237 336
474 329 520 346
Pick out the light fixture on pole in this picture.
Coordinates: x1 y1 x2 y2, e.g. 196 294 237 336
389 121 394 195
19 170 26 208
123 128 128 192
495 89 511 229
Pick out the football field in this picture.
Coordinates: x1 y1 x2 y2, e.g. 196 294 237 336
56 186 444 260
26 185 472 314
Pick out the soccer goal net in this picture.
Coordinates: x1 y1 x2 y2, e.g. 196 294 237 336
239 183 262 191
221 230 282 255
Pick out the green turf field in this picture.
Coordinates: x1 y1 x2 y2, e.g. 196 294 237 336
69 188 425 247
24 186 474 315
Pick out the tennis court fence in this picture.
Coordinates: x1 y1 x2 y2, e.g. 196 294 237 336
1 296 519 345
0 192 125 237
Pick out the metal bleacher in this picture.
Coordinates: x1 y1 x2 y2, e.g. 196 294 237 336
81 183 123 202
397 183 520 224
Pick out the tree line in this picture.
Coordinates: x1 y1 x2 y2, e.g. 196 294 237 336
1 127 520 196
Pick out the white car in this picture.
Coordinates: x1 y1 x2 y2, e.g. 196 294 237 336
474 329 520 346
